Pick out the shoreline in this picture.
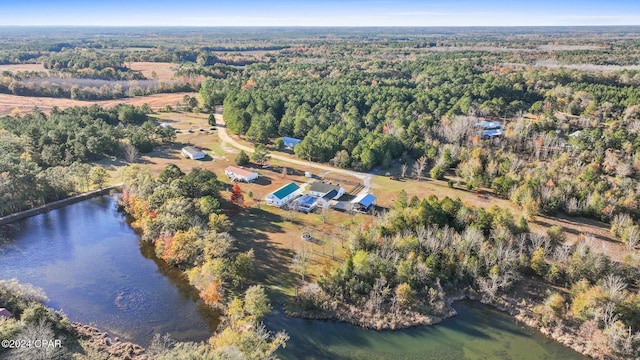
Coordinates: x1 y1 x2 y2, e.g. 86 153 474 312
0 184 122 226
286 292 601 359
72 323 149 360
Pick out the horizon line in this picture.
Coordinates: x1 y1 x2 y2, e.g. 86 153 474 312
2 24 640 28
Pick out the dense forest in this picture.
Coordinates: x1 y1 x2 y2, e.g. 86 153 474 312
0 105 174 216
188 28 640 237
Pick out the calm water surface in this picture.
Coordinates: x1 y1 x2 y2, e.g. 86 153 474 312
266 302 588 360
0 196 588 359
0 195 218 346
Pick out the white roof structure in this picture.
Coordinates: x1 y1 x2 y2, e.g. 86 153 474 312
182 146 206 160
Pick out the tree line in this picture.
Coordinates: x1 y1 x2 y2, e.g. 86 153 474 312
296 192 640 358
0 105 174 217
119 164 288 358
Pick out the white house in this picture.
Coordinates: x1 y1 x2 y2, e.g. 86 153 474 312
182 146 206 160
225 166 259 183
265 182 302 207
308 182 345 200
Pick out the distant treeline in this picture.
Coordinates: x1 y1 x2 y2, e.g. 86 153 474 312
0 76 193 100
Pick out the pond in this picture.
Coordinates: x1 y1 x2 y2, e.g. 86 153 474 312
0 195 219 346
266 301 588 360
0 196 587 359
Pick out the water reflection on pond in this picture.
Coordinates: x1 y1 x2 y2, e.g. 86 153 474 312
0 196 588 359
0 195 219 346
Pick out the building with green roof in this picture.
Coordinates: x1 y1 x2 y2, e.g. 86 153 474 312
265 182 302 207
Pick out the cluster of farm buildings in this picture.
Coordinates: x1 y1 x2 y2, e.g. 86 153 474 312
264 181 376 213
181 138 376 214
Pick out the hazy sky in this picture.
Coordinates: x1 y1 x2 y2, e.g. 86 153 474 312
2 0 640 26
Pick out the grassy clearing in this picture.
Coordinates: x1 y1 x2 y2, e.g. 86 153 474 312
127 62 177 82
97 110 630 303
0 92 197 116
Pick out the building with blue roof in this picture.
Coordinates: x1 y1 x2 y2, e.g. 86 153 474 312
282 137 303 149
351 193 376 213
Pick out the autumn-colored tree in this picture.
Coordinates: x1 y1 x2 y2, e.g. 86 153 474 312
530 247 548 277
201 280 223 306
395 283 415 309
231 183 244 205
208 213 232 233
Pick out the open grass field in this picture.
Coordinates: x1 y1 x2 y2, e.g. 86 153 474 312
0 61 177 81
0 61 187 116
0 63 46 72
0 91 197 116
127 62 177 82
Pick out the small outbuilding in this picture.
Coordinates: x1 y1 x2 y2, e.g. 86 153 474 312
351 193 377 213
0 308 13 319
225 166 259 183
283 137 302 149
265 182 302 207
476 120 503 139
182 146 206 160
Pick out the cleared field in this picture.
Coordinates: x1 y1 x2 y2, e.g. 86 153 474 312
101 112 358 299
0 64 46 72
0 62 177 81
0 92 197 116
127 62 177 82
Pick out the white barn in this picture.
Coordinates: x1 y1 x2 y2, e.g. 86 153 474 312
265 182 302 207
225 166 259 183
182 146 206 160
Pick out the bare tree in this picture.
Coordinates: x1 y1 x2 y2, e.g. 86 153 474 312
602 274 627 304
147 333 175 357
624 225 640 252
438 115 476 145
284 204 296 223
319 202 330 224
367 276 391 314
412 156 428 181
11 320 67 360
123 142 139 163
400 163 408 178
292 246 310 282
